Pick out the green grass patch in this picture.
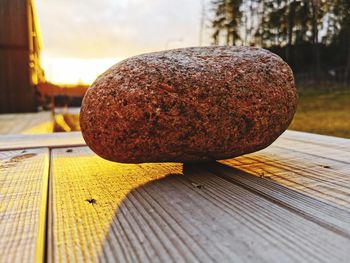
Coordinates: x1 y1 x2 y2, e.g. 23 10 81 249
289 89 350 138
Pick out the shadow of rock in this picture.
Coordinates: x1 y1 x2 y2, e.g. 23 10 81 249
52 147 350 262
95 161 350 262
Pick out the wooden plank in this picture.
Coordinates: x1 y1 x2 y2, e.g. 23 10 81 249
0 112 53 135
0 148 49 262
0 132 85 151
285 130 350 150
204 162 350 236
50 147 184 262
221 133 350 209
274 131 350 163
50 146 350 262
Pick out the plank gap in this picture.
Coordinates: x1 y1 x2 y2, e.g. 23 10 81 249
204 162 350 239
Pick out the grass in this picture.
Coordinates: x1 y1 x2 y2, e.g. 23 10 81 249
289 88 350 138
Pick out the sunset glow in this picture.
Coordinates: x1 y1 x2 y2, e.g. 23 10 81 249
41 55 120 85
34 0 209 85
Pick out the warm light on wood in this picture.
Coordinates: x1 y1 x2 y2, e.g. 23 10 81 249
0 131 350 262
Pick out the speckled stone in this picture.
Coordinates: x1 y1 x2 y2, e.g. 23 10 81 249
80 46 298 163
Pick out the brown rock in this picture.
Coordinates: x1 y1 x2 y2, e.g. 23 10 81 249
80 46 298 163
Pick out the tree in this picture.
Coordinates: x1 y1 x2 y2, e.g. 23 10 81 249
211 0 243 45
332 0 350 84
210 0 350 84
251 0 328 72
311 0 321 76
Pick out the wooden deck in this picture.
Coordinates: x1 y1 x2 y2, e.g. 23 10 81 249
0 112 53 134
0 130 349 262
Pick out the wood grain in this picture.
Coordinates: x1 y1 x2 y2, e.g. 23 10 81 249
0 131 85 151
274 132 350 163
205 162 350 237
50 146 350 263
221 133 350 209
284 130 350 150
0 130 349 262
0 148 49 263
50 147 183 262
0 112 53 135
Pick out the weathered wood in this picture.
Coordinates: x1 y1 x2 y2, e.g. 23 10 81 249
273 136 350 163
0 130 349 262
0 112 53 135
273 131 350 160
205 162 350 236
0 131 85 151
221 132 350 209
50 146 350 263
50 147 184 262
0 148 49 262
285 130 350 150
223 152 350 208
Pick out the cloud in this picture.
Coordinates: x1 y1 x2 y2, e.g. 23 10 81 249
35 0 208 59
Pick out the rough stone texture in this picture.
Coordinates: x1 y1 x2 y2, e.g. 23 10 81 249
80 46 298 163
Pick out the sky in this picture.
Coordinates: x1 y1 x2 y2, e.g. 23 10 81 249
34 0 211 85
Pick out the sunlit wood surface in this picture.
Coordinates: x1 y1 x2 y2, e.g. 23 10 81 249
0 132 85 151
0 112 53 135
0 130 350 262
0 148 49 262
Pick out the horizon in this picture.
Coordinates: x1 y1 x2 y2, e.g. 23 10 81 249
35 0 210 85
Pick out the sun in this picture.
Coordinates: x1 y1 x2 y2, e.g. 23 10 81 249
41 54 122 85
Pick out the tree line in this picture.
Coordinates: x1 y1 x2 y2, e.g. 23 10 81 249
210 0 350 85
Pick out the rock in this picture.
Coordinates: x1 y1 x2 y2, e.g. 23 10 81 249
80 46 298 163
